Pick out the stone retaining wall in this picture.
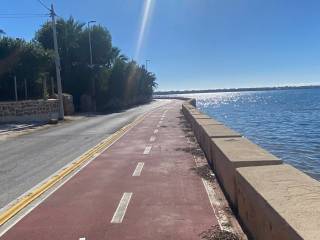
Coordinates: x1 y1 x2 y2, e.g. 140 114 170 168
182 99 320 240
0 99 59 123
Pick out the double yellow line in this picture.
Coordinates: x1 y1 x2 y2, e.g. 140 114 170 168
0 113 147 226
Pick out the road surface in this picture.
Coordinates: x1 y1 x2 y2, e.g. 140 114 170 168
0 100 167 210
1 100 220 240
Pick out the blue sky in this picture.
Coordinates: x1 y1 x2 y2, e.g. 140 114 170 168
2 0 320 90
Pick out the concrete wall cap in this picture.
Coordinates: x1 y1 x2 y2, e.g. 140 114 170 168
202 124 242 138
213 137 281 166
237 164 320 240
196 118 222 126
189 109 202 114
0 99 59 104
192 114 211 119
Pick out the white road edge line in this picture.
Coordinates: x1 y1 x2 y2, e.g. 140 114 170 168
189 139 230 232
143 146 152 155
132 162 144 176
149 136 156 142
154 129 158 134
111 192 133 223
193 160 226 230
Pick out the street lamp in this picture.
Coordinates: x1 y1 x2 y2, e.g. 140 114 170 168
146 59 151 71
87 20 96 67
87 20 96 112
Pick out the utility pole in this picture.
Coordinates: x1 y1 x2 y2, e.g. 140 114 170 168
88 20 96 112
50 4 64 120
14 75 18 101
24 78 27 99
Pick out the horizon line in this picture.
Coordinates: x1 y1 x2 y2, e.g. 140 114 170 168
155 84 320 93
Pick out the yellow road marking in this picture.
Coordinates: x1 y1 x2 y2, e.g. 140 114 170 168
0 113 147 226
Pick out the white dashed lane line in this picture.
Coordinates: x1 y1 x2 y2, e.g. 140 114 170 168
111 192 133 223
143 146 152 155
79 237 86 240
132 162 144 176
154 129 158 134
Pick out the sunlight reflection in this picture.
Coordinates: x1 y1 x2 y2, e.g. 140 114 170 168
134 0 155 60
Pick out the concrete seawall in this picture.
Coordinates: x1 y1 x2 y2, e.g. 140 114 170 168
182 99 320 240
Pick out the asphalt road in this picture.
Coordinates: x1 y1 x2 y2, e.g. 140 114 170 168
0 100 168 209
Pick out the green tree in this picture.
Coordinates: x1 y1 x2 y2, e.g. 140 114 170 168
35 17 85 89
109 47 128 66
35 17 117 108
0 16 157 109
78 25 113 65
0 37 52 101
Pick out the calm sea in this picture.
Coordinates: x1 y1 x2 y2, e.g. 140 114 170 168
177 88 320 181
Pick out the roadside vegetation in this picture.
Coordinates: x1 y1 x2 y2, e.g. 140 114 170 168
0 17 157 111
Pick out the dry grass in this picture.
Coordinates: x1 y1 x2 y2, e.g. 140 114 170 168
200 225 240 240
191 165 216 182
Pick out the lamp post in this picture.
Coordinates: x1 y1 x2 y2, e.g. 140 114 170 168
87 20 96 111
145 59 150 71
88 21 96 67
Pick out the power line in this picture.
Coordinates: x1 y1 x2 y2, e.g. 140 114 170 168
36 0 51 11
0 13 47 16
0 15 48 19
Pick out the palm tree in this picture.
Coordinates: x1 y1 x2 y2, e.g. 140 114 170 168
110 47 128 65
57 17 85 64
36 17 84 59
0 29 5 36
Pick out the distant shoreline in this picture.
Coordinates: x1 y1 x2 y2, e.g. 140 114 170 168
155 85 320 95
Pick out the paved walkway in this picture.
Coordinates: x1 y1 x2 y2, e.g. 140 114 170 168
1 101 219 240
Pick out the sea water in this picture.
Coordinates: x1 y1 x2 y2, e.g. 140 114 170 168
178 89 320 180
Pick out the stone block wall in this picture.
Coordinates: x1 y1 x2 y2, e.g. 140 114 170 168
0 99 59 123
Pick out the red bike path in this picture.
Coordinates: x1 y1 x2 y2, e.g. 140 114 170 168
1 100 218 240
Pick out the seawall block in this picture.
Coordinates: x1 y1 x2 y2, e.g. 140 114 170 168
192 117 222 143
236 164 320 240
212 137 282 207
189 113 211 126
200 124 242 161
